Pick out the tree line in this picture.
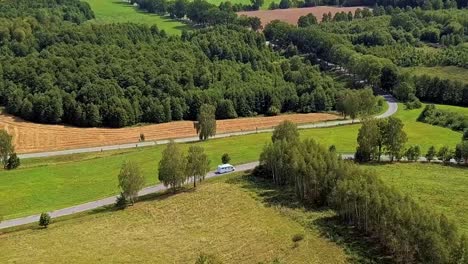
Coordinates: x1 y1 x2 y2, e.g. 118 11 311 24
255 121 468 263
418 104 468 132
134 0 262 28
413 75 468 106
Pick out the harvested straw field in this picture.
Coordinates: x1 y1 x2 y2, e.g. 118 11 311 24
0 112 339 153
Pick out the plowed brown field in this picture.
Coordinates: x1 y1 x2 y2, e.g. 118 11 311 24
238 6 365 26
0 112 340 153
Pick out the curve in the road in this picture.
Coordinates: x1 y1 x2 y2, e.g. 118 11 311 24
18 94 398 159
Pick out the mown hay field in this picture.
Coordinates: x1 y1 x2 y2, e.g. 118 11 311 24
0 174 349 264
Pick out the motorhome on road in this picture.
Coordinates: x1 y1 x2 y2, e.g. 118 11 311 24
216 164 235 174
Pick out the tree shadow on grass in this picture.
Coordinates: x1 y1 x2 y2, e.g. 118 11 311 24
226 174 395 264
314 216 394 264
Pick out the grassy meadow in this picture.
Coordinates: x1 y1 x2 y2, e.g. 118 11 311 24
0 103 464 219
0 174 349 263
403 66 468 84
366 163 468 233
83 0 189 35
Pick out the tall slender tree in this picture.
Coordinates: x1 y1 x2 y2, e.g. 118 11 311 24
158 141 187 193
186 145 210 187
383 117 407 161
118 161 145 205
196 104 216 141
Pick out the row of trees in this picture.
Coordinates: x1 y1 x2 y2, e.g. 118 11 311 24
355 117 408 162
135 0 263 27
414 75 468 106
116 141 211 207
418 104 468 132
335 88 379 120
256 121 468 263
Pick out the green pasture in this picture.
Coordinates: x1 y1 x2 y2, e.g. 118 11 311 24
403 66 468 84
366 163 468 233
84 0 189 35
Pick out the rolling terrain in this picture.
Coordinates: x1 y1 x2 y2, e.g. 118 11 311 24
0 174 350 263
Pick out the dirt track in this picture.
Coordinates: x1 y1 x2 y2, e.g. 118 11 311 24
238 6 365 26
0 113 339 153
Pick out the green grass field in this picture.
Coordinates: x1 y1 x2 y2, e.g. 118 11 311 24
403 66 468 84
0 103 463 220
0 174 349 263
365 163 468 233
84 0 189 35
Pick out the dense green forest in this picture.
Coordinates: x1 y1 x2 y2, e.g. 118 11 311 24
0 0 350 128
265 7 468 107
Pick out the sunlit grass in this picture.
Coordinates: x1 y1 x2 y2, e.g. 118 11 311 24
0 174 348 263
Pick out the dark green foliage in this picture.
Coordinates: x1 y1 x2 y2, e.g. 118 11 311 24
414 75 468 106
6 153 20 170
115 193 128 210
0 1 339 128
39 212 51 228
405 145 421 161
298 13 317 28
215 99 237 119
404 96 422 109
418 104 468 132
437 145 453 163
221 153 231 164
426 145 437 161
279 0 290 9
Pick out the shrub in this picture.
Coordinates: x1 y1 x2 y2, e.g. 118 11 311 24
6 153 20 170
221 153 230 164
115 193 128 209
404 97 422 109
291 233 304 242
139 133 145 142
39 212 51 228
267 106 280 116
425 146 437 162
252 164 271 178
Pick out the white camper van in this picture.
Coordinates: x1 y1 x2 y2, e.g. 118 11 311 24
216 164 235 174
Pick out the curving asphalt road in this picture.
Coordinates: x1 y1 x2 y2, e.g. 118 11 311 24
1 94 398 230
17 94 398 160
